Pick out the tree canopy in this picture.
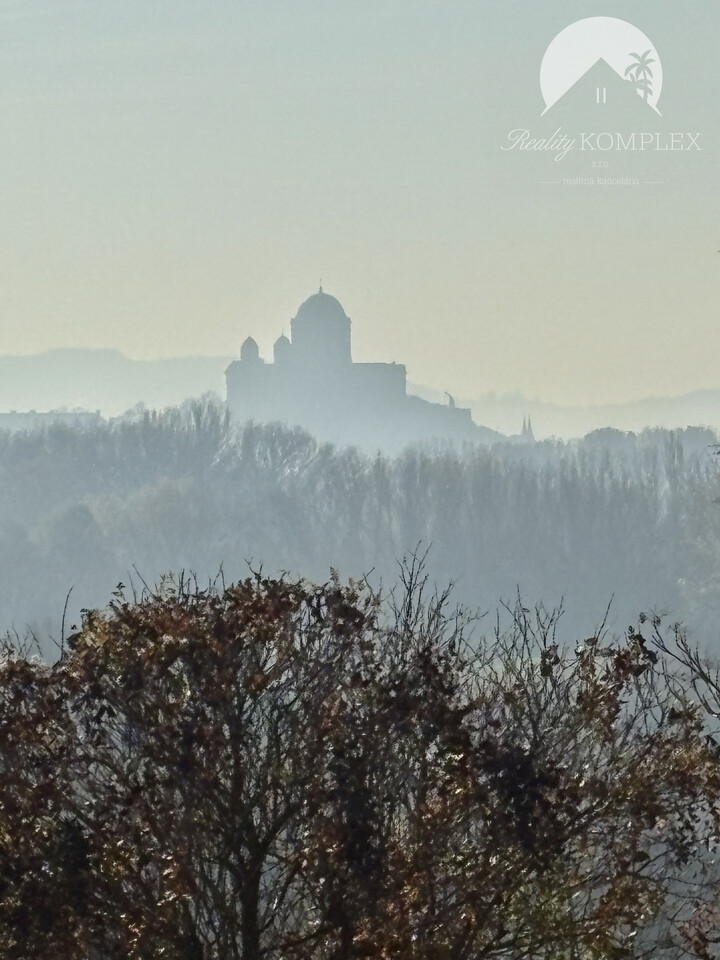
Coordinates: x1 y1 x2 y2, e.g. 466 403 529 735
1 564 720 958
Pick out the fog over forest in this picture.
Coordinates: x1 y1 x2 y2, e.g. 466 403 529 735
2 398 718 659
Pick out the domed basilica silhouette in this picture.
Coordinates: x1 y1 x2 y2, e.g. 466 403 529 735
226 289 498 451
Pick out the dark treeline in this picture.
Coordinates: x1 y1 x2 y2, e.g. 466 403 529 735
0 399 718 655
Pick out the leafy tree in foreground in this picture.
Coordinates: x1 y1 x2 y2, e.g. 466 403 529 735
0 564 719 958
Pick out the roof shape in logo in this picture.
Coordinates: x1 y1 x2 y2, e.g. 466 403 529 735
540 17 662 116
547 56 658 116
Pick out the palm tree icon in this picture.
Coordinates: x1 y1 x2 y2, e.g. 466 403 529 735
625 50 655 101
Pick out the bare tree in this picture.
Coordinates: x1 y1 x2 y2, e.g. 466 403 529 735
0 567 719 958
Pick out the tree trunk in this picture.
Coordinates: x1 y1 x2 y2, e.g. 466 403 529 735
240 870 261 960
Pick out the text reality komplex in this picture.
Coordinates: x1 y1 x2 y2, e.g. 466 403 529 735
502 128 702 162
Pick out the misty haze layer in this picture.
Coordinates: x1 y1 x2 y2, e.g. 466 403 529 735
0 2 718 408
1 348 720 441
2 402 717 659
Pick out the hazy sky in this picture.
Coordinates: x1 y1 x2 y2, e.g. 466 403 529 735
0 0 718 405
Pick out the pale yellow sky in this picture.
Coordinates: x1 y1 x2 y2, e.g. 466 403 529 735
0 0 717 405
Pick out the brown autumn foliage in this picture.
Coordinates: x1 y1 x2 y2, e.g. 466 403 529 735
1 562 720 959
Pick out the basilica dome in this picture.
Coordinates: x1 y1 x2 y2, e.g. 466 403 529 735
294 288 349 325
290 287 352 366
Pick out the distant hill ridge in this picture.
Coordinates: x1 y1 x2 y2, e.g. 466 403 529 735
0 349 718 440
0 349 232 416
